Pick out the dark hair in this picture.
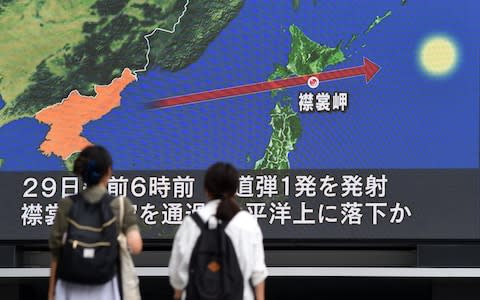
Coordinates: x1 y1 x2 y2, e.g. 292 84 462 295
73 145 113 186
204 162 240 221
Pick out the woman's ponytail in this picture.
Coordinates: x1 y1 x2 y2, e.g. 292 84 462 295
73 145 112 186
216 193 240 222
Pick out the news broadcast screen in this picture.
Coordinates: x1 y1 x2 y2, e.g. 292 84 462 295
0 0 478 241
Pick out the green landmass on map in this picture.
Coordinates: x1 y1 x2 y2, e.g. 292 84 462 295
0 158 3 168
256 25 346 170
254 101 302 170
269 25 345 81
292 0 300 11
64 152 80 172
0 0 244 129
148 0 243 71
345 34 358 49
364 10 392 34
292 0 318 10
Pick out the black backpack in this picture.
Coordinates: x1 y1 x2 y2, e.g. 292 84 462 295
186 213 244 300
57 193 118 284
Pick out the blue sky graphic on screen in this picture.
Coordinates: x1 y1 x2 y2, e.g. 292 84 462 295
0 0 478 171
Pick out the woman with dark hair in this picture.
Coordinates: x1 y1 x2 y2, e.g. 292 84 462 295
48 145 143 300
169 162 267 300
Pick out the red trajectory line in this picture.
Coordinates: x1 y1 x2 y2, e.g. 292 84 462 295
149 57 380 109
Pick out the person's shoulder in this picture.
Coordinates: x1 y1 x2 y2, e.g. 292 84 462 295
183 214 197 225
179 214 199 232
110 195 133 207
58 196 74 208
52 197 74 219
173 214 202 243
235 210 256 221
110 195 122 205
229 210 260 231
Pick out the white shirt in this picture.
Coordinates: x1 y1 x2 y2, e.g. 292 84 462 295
168 200 268 300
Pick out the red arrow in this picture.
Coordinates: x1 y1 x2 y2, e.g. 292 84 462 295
149 57 380 109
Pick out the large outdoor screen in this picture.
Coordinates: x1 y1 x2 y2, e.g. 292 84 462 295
0 0 478 241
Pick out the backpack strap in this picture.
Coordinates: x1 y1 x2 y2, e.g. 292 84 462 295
99 192 116 205
190 212 206 231
219 217 231 229
66 193 86 219
217 210 242 231
118 196 125 228
69 193 83 204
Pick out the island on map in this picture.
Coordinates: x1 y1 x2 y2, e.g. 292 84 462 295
345 34 358 49
364 10 392 34
255 101 302 170
255 25 346 170
269 25 345 82
292 0 318 11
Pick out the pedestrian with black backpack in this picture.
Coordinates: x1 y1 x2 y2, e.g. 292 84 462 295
48 145 143 300
169 162 268 300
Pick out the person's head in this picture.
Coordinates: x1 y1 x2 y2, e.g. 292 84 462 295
73 145 113 187
204 162 240 221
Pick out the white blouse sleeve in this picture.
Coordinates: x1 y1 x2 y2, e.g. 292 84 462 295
168 216 200 290
250 222 268 286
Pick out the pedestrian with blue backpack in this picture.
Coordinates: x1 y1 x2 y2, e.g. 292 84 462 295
169 162 268 300
48 145 143 300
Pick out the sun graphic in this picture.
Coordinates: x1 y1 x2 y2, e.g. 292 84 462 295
418 35 459 77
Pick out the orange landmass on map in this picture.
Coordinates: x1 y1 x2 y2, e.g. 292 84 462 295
35 68 136 160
